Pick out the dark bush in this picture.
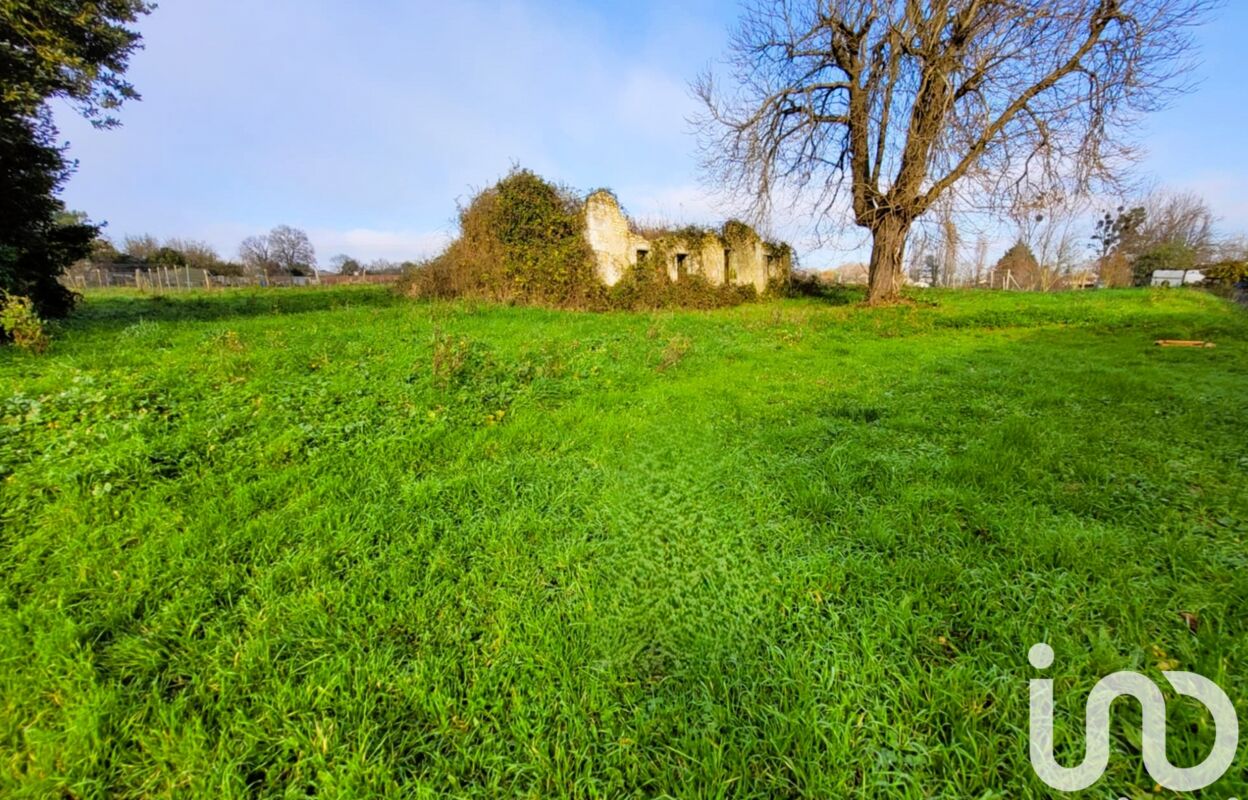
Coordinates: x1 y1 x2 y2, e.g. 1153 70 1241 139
0 115 93 319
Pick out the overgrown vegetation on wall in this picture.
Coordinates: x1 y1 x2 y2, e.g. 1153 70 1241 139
606 265 758 310
397 169 767 311
398 169 597 306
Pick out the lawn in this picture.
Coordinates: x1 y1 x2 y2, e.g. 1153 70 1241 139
1 286 1246 798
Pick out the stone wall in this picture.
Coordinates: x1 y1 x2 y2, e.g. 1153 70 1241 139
582 190 791 292
584 191 650 287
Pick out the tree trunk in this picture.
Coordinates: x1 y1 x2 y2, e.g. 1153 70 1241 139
866 215 910 305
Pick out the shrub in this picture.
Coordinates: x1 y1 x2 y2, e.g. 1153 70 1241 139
600 264 756 311
773 270 822 297
1202 260 1248 300
1202 260 1248 286
398 169 597 306
0 293 51 353
208 261 246 278
398 258 459 301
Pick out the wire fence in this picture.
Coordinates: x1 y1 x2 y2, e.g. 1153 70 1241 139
62 266 402 291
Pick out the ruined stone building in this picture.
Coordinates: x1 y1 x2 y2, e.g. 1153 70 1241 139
583 191 791 292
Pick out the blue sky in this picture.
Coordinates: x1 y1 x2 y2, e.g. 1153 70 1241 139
53 1 1248 268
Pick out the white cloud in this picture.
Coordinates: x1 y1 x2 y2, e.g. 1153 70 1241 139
309 228 451 264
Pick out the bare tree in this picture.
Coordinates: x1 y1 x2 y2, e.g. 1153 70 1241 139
904 225 932 284
240 226 318 279
330 254 363 275
1214 237 1248 263
165 238 221 272
239 235 276 279
1139 190 1216 261
1014 191 1087 290
937 199 960 287
695 0 1216 304
971 234 990 287
268 225 317 278
122 233 160 261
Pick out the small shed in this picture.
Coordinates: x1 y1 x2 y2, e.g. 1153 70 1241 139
1151 269 1205 287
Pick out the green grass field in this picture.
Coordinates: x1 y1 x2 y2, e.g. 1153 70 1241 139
2 286 1246 798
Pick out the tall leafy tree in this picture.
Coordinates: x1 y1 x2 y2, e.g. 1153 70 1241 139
0 1 152 318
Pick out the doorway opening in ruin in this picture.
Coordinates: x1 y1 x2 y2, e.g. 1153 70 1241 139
636 249 649 266
676 253 688 279
723 249 732 283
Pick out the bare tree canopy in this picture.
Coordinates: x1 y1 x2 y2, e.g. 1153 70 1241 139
330 254 364 275
1138 190 1216 260
239 235 275 277
239 226 317 277
695 0 1219 303
268 225 317 277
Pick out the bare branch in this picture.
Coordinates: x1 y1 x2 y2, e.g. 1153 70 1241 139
694 0 1221 303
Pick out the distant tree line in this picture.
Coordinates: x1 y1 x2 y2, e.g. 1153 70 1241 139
991 190 1244 291
328 255 411 276
877 186 1246 292
815 185 1246 294
89 235 245 277
77 225 424 281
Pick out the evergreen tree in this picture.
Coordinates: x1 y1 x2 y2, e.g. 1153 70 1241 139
0 2 152 318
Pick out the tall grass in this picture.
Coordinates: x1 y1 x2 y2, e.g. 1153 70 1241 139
1 286 1245 798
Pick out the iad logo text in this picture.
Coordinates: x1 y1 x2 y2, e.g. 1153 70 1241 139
1029 643 1239 792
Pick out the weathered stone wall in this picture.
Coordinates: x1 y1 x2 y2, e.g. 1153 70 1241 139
582 189 791 291
584 191 649 287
